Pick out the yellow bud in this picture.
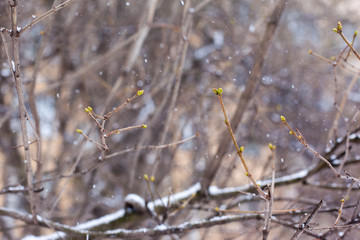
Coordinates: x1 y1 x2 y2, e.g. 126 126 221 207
137 90 144 96
85 106 93 113
218 88 223 95
150 176 155 182
289 131 293 135
332 28 338 33
142 124 147 128
269 143 276 151
337 21 342 31
354 30 358 37
144 174 149 181
341 198 344 202
76 129 82 133
245 172 248 176
213 88 218 94
308 50 312 54
215 207 220 211
280 116 286 122
240 146 244 152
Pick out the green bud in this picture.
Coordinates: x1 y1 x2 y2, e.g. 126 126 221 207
137 90 144 96
144 174 149 181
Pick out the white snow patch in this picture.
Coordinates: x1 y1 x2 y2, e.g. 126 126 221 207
154 224 167 231
124 193 145 209
11 61 15 72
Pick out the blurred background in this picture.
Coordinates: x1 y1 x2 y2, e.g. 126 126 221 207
1 0 360 239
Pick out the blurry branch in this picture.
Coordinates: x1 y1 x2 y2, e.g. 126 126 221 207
0 206 271 239
2 156 360 240
302 179 359 190
334 182 354 225
103 0 158 188
308 50 334 65
25 134 197 186
190 0 213 13
272 217 324 239
201 0 287 192
2 126 358 197
308 223 360 232
290 200 323 240
336 107 360 173
39 32 139 93
149 0 192 179
6 194 355 239
281 116 341 178
262 143 276 240
351 188 360 222
104 134 197 159
101 0 158 115
28 0 64 185
0 185 43 195
19 0 76 34
124 0 158 73
49 90 145 215
309 26 360 143
4 0 36 221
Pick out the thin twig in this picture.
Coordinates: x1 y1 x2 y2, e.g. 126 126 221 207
281 116 341 178
31 134 197 185
290 200 323 240
262 144 276 239
308 50 335 65
106 124 147 137
214 89 266 199
8 0 37 222
103 92 143 119
334 22 360 61
334 182 354 225
20 0 77 34
149 2 191 178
